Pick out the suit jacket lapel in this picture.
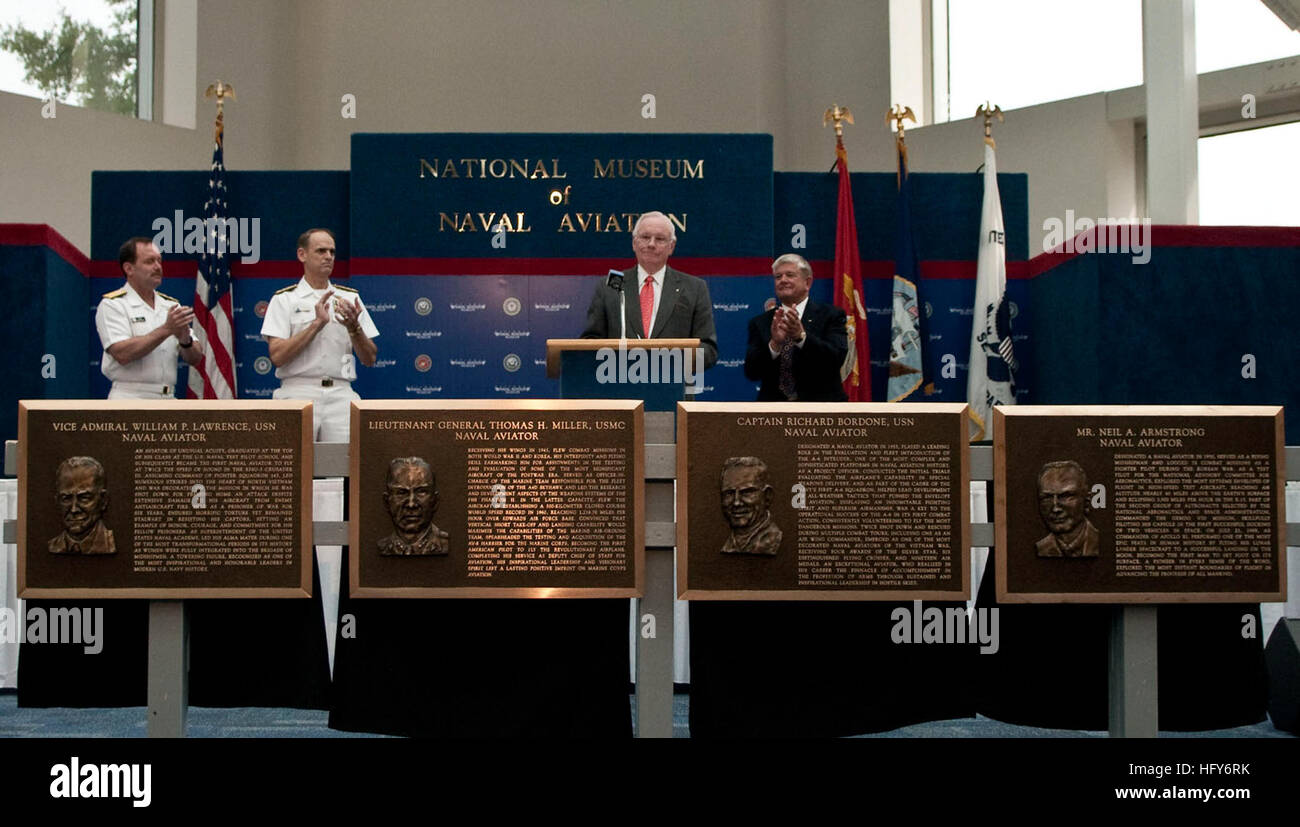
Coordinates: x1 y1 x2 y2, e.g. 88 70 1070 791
801 300 823 329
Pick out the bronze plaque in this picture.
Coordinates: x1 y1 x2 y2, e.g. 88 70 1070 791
994 405 1287 603
677 402 971 600
18 400 313 599
350 400 644 598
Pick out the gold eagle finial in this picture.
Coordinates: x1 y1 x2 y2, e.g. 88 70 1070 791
976 102 1004 147
822 104 854 139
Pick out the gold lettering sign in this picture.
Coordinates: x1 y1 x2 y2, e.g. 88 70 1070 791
418 158 567 179
592 158 704 179
437 212 532 233
555 212 687 234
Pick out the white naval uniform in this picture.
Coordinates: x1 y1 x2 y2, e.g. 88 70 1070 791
95 283 193 399
260 278 380 442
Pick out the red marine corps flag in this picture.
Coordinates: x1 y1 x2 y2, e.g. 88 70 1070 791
188 81 237 399
825 104 870 401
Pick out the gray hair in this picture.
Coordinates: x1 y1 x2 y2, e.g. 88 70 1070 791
631 211 677 242
772 253 812 279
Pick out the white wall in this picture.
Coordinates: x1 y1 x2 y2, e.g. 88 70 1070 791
7 0 1291 256
906 94 1139 255
0 0 292 250
271 0 889 171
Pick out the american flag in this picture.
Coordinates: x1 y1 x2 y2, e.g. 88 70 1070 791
188 119 237 399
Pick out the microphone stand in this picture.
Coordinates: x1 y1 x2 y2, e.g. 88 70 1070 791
607 269 628 343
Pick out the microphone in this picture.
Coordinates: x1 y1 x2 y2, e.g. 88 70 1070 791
607 269 627 341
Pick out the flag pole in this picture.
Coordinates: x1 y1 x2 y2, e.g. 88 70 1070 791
885 103 926 402
886 104 916 184
823 103 870 402
967 102 1015 441
976 102 1003 150
204 80 235 144
188 80 238 400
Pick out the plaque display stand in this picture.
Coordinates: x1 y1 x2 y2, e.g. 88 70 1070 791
1266 617 1300 734
980 409 1288 735
146 600 188 738
1109 605 1158 737
3 427 1295 737
546 338 702 413
547 339 681 737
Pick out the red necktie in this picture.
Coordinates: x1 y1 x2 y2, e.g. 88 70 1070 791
639 276 655 336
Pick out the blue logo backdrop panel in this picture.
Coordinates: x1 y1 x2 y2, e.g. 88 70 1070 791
84 141 1029 406
349 133 774 400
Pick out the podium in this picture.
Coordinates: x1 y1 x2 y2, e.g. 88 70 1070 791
546 338 703 412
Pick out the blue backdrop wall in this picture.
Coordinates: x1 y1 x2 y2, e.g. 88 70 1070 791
0 228 90 441
1029 228 1300 442
8 134 1294 446
82 132 1029 407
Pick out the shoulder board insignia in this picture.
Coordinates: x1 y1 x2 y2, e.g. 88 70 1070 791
273 284 297 295
334 284 359 294
157 291 177 302
102 288 127 299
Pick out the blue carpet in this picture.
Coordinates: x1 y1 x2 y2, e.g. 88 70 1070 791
0 691 1291 738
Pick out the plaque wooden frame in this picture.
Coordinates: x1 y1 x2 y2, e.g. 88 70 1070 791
676 401 972 601
17 399 314 599
994 405 1287 604
349 399 645 598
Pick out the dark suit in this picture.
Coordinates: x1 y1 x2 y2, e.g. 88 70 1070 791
581 266 718 369
744 300 848 401
1035 520 1101 558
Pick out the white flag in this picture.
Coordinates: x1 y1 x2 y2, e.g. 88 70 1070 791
967 141 1016 440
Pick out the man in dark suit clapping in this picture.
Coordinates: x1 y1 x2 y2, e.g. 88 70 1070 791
744 253 848 401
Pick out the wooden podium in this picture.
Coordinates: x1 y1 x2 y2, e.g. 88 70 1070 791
546 337 703 411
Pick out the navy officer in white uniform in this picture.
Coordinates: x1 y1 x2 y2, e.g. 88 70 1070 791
261 228 379 442
95 236 205 399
